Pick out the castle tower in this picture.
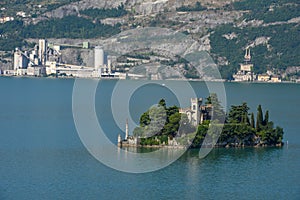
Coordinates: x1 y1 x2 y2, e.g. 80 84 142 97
244 47 251 63
240 47 254 73
191 98 202 126
125 119 129 140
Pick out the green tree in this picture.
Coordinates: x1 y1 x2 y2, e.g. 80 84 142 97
158 99 166 108
274 126 284 144
228 102 249 124
134 99 183 141
205 93 226 122
133 127 144 137
163 112 181 137
140 111 150 127
166 105 179 119
256 105 263 131
250 112 255 129
264 110 269 126
242 112 250 124
191 120 209 148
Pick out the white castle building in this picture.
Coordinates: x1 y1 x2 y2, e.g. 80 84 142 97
233 47 255 82
179 98 213 126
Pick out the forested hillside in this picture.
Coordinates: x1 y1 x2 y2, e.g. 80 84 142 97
211 0 300 78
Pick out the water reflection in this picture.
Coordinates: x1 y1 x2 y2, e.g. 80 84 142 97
182 147 284 162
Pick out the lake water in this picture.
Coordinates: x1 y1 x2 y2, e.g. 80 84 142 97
0 77 299 199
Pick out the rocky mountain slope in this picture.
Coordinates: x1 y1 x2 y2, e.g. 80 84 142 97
0 0 299 79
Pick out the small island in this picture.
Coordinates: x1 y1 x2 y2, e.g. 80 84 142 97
118 94 284 149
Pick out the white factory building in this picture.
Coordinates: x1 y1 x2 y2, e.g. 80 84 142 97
13 49 28 70
94 46 112 75
5 39 124 78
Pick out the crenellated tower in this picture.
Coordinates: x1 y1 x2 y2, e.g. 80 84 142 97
244 47 251 63
190 98 202 126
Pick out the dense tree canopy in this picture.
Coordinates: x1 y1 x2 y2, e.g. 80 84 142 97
233 0 300 23
80 4 127 20
227 102 249 124
210 22 300 78
176 2 206 12
0 12 122 51
211 0 300 79
21 16 121 39
133 99 195 146
192 103 284 148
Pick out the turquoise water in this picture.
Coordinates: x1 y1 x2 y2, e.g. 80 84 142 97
0 77 299 199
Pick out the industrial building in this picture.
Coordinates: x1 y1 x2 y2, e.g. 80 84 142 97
38 39 47 65
6 39 123 78
94 46 112 75
13 49 29 70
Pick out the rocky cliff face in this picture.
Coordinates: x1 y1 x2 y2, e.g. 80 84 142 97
30 0 127 24
30 0 235 23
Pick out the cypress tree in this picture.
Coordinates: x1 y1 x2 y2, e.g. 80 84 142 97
264 110 269 126
246 113 250 124
256 105 263 131
159 99 166 109
250 113 255 129
243 112 249 124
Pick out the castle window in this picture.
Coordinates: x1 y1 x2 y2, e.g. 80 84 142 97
193 105 196 110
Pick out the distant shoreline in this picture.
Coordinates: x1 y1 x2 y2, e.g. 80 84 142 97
0 75 299 84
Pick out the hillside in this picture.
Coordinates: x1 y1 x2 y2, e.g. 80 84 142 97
0 0 299 79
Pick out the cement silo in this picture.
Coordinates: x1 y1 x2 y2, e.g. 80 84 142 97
94 46 105 69
38 39 47 65
14 48 28 70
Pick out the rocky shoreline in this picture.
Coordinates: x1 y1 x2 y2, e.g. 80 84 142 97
119 142 284 149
